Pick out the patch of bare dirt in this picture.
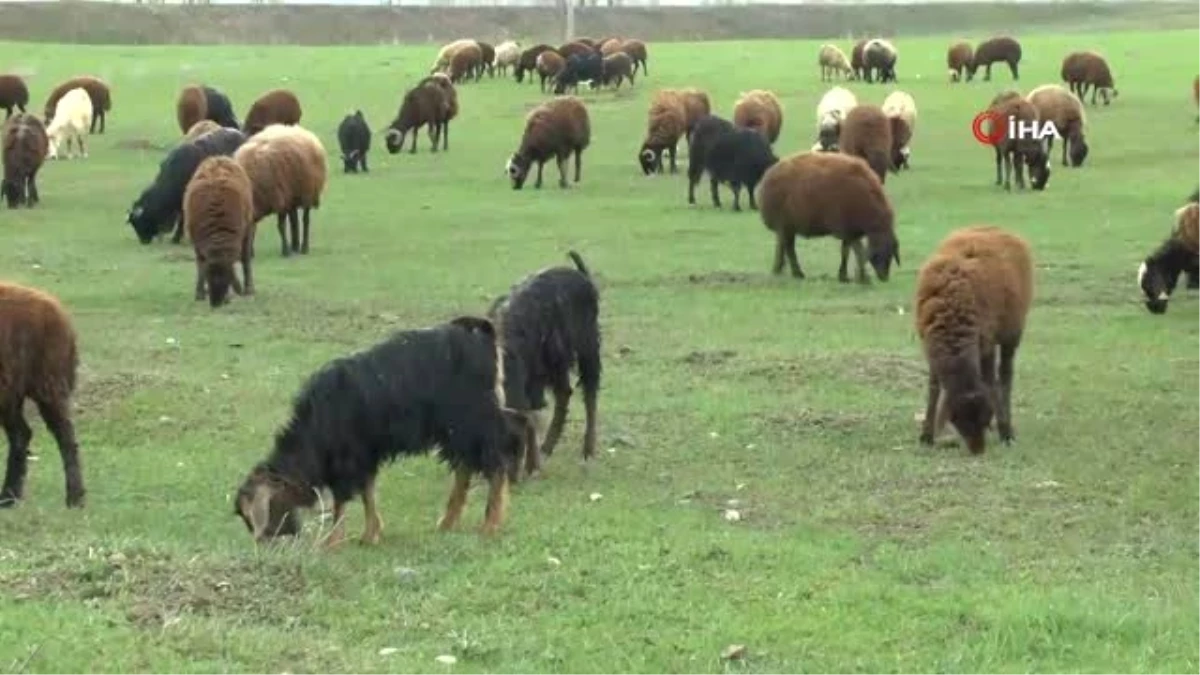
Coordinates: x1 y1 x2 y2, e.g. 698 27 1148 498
680 349 737 367
73 371 169 418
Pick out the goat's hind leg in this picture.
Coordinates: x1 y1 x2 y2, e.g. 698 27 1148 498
0 406 33 506
540 373 574 457
35 399 85 507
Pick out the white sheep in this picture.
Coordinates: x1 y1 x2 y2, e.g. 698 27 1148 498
814 86 858 152
46 87 92 160
881 90 917 169
494 40 521 77
818 44 854 82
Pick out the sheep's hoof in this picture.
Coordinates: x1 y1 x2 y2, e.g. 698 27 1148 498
998 424 1015 444
65 491 86 508
918 432 935 446
0 489 19 508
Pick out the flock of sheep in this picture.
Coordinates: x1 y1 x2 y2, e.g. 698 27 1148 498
0 32 1196 545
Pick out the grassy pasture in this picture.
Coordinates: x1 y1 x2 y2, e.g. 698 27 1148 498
0 28 1197 674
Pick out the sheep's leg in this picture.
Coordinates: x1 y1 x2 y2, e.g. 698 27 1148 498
849 238 869 283
409 127 418 154
194 257 206 300
323 501 347 548
748 181 759 210
984 63 992 81
1009 60 1019 80
300 208 311 254
642 59 648 76
782 233 803 278
0 406 33 507
436 467 472 531
730 183 743 212
35 400 85 508
441 121 449 151
918 373 941 445
428 123 440 153
360 474 383 545
709 177 722 208
996 342 1018 444
241 232 255 295
771 233 786 274
289 209 301 253
480 471 509 535
361 152 369 173
534 161 545 189
993 146 1003 186
78 134 87 158
837 241 852 282
668 144 678 174
540 377 573 457
276 213 290 257
27 171 39 206
573 149 582 183
1002 150 1013 191
1013 152 1026 190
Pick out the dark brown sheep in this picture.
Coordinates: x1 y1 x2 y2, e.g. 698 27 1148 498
733 89 783 145
184 156 256 307
506 96 590 190
971 37 1022 81
947 41 974 82
758 151 899 284
620 39 649 76
863 39 898 83
418 72 459 129
44 76 110 134
0 281 85 508
601 52 635 89
559 41 594 60
1060 51 1118 106
243 89 302 136
516 44 556 84
915 226 1034 454
987 96 1051 191
837 104 892 184
176 85 207 135
234 124 327 257
536 50 567 93
850 39 868 80
2 113 48 208
639 90 688 174
385 79 452 154
1027 84 1088 167
0 74 29 119
450 43 484 84
475 40 495 78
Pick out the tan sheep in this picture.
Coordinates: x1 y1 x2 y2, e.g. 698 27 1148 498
1027 84 1088 167
44 75 110 134
505 96 590 190
733 89 782 145
758 151 899 284
639 90 689 175
1061 51 1118 106
971 37 1022 81
494 40 521 77
915 226 1034 454
431 38 478 73
947 41 974 82
599 37 624 56
881 91 917 170
620 39 649 76
837 104 892 184
233 124 327 257
818 44 854 82
184 156 256 307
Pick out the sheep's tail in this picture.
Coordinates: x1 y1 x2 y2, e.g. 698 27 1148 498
567 250 590 277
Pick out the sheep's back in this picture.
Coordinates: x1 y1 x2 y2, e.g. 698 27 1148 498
176 85 207 135
185 156 254 263
522 97 590 158
0 281 78 406
244 89 302 134
733 90 782 143
838 105 892 172
975 37 1021 64
1027 85 1085 133
646 91 688 146
679 89 711 130
1175 203 1199 254
234 131 326 219
2 115 48 178
759 152 892 239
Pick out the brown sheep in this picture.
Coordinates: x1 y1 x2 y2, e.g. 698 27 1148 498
678 88 712 135
234 124 327 257
243 89 302 136
183 119 222 143
837 104 892 184
1027 84 1088 167
850 39 868 80
516 44 556 84
0 74 29 119
0 281 85 508
419 72 459 128
176 85 207 135
184 156 256 308
559 41 594 60
475 40 495 78
599 37 623 56
818 44 854 81
505 96 590 190
947 41 974 82
986 95 1051 191
573 37 598 49
44 76 110 134
385 80 452 155
601 52 635 89
971 36 1022 81
863 39 898 83
1060 51 1118 106
620 39 649 76
733 89 783 145
758 151 899 284
450 43 484 84
536 51 567 93
2 113 48 208
639 90 688 175
915 226 1034 454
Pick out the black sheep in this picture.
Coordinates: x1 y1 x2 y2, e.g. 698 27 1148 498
233 316 534 546
488 251 602 479
553 52 603 95
337 110 371 173
686 115 778 211
202 86 240 129
126 128 246 245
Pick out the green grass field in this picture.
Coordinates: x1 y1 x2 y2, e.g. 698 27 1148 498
0 27 1197 674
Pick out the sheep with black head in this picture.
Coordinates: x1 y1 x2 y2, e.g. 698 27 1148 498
1138 199 1199 314
337 110 372 173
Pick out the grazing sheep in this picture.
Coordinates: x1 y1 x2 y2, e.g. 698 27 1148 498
506 96 590 190
0 74 29 119
1138 201 1199 314
758 151 899 283
863 39 898 83
201 86 240 129
987 95 1051 191
1027 84 1088 167
44 76 110 134
818 44 854 81
176 85 207 135
233 316 530 546
536 50 567 93
243 89 302 136
183 120 221 143
599 37 623 56
385 79 452 154
431 38 478 73
184 156 256 308
678 88 712 136
686 115 778 212
850 39 869 80
1061 51 1119 106
234 124 327 257
553 52 603 95
0 281 85 508
449 43 484 84
881 90 917 170
971 37 1022 81
640 90 688 174
601 52 635 89
733 89 783 145
476 41 496 78
558 41 594 61
127 128 247 245
947 41 974 82
620 39 649 76
813 86 858 152
915 226 1033 454
419 72 460 129
837 104 893 184
494 40 521 77
2 113 47 208
45 87 92 160
516 44 556 84
488 251 601 479
337 110 371 173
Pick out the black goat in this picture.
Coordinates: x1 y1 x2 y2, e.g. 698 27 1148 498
687 114 778 211
203 86 240 129
553 53 603 95
337 110 371 173
233 316 535 547
488 251 601 479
